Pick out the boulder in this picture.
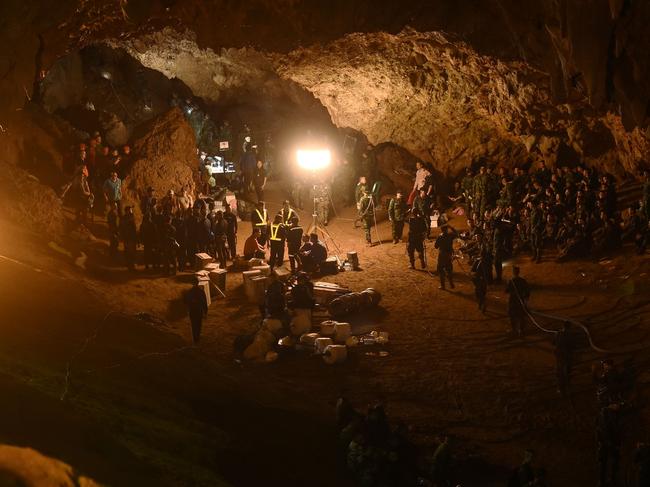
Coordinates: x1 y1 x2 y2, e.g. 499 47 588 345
121 108 198 217
0 444 102 487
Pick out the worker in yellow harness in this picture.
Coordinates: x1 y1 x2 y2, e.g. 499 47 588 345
268 214 287 270
279 199 296 225
251 200 269 245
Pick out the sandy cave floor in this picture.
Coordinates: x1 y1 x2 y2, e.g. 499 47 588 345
1 183 650 486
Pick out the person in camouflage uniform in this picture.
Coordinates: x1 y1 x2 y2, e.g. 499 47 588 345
473 166 488 221
528 201 545 263
485 165 500 210
358 191 374 245
413 188 432 237
497 177 513 209
388 190 407 243
461 167 475 211
311 182 331 225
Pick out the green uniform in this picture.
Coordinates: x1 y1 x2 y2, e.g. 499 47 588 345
497 182 513 208
461 174 474 209
355 182 368 211
312 183 331 225
530 207 544 262
359 195 374 243
473 174 488 218
388 197 407 242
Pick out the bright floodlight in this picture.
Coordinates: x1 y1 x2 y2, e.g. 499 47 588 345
297 149 331 171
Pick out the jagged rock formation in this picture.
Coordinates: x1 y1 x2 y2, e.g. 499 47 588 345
277 29 649 178
0 444 102 487
122 107 198 216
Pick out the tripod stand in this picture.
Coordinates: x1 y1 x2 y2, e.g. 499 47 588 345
308 183 343 263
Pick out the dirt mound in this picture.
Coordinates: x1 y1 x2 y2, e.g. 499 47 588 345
122 107 198 215
0 162 66 238
0 444 102 487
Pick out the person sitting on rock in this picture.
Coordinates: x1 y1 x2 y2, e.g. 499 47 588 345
243 228 265 260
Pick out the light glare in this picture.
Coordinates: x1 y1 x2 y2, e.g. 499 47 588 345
297 149 331 171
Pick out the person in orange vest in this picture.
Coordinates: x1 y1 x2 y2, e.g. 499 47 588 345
251 200 269 245
268 214 286 270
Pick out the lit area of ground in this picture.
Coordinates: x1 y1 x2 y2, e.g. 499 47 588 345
0 182 649 486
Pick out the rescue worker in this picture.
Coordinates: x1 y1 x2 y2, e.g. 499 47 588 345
529 201 544 263
505 266 530 336
251 200 269 245
435 225 457 290
184 277 208 344
268 214 286 270
286 215 304 272
278 199 296 225
358 190 374 245
388 190 407 243
407 207 427 269
413 188 432 237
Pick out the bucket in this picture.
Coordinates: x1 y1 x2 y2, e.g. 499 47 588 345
323 345 348 365
315 337 333 354
334 322 351 343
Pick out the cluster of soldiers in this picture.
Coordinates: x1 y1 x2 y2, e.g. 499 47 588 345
456 163 650 276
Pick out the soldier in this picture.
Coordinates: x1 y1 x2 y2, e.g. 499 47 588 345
413 188 432 237
435 225 457 290
268 214 286 270
388 190 407 243
278 199 296 225
286 215 304 272
529 201 544 263
312 182 331 225
139 213 158 271
251 200 269 245
485 165 500 209
358 190 374 245
505 266 530 336
496 177 513 209
407 207 427 269
460 167 474 211
492 220 506 283
355 176 368 221
473 166 488 220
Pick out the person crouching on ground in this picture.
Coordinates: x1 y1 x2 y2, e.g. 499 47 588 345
243 227 266 260
300 233 327 273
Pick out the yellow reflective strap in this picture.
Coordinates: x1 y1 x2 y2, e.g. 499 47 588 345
270 223 282 241
255 209 267 226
